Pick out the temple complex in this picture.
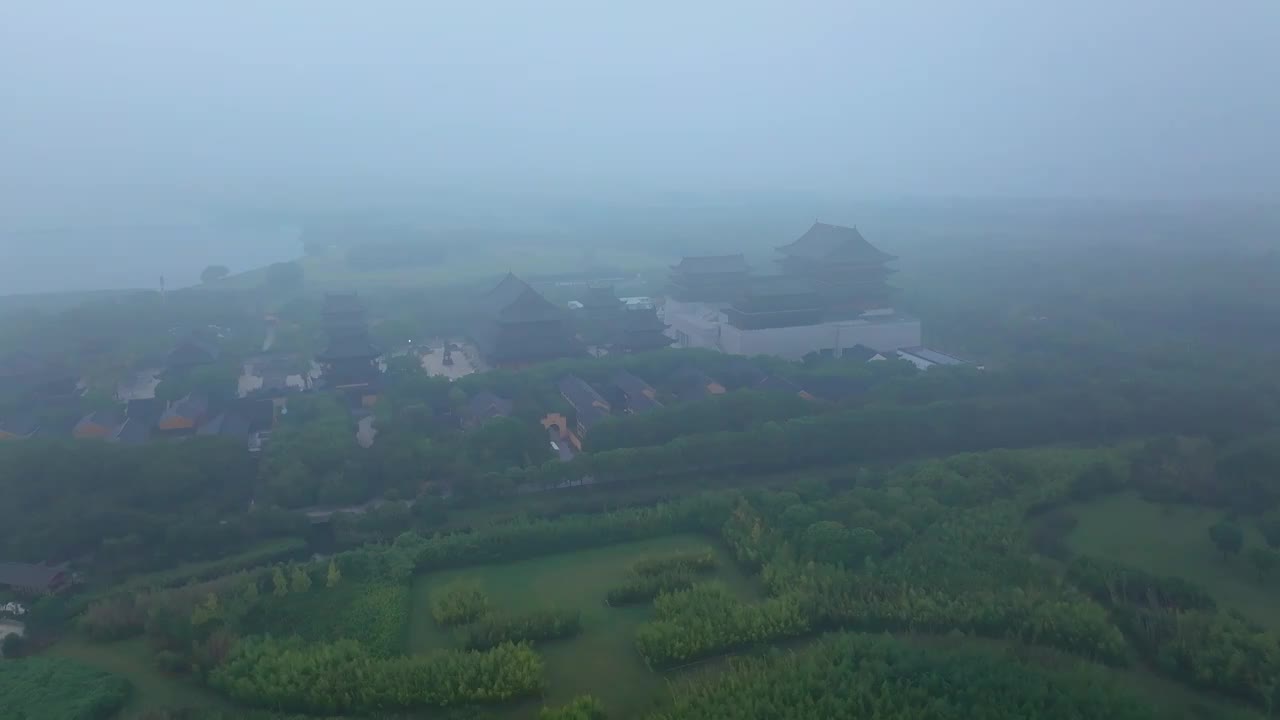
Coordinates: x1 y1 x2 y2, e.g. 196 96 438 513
664 222 921 359
475 274 581 368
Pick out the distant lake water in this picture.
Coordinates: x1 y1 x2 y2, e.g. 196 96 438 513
0 224 301 295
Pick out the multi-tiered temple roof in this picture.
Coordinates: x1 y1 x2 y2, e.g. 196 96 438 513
476 274 581 367
774 222 897 317
317 293 379 387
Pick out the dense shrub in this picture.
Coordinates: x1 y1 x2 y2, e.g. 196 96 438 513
0 656 132 720
430 581 491 626
650 633 1155 720
1067 557 1217 612
209 636 542 714
634 583 809 668
461 608 582 650
631 548 717 576
540 695 607 719
607 570 697 606
242 578 410 656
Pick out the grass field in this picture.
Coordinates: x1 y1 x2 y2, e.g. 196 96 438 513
47 637 233 717
1066 492 1279 630
410 533 760 717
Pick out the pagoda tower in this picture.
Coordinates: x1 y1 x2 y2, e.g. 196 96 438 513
774 222 896 318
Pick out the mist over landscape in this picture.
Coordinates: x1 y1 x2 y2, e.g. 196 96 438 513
4 3 1280 720
3 1 1280 292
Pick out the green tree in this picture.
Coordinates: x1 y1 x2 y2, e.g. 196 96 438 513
540 695 607 720
272 567 289 597
200 264 230 283
326 559 342 588
264 261 304 291
2 632 27 658
1248 546 1279 582
290 565 312 593
1209 520 1245 560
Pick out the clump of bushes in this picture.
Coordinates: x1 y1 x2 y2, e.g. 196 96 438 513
430 581 491 626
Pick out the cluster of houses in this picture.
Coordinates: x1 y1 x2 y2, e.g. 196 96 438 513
0 223 973 447
0 336 275 447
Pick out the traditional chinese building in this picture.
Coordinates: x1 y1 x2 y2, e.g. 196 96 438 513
663 222 921 359
724 275 826 330
316 293 380 388
775 222 896 317
475 274 581 368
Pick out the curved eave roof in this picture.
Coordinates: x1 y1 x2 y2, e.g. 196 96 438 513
776 222 895 262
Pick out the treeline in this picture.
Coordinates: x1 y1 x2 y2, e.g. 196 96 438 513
495 375 1279 497
585 390 815 452
650 632 1156 720
0 436 279 573
208 637 542 714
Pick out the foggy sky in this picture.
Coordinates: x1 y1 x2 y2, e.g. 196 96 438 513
3 1 1279 212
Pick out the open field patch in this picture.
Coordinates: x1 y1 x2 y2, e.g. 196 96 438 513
410 533 759 715
1066 492 1279 631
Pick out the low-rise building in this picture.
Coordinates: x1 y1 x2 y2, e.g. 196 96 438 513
0 562 70 595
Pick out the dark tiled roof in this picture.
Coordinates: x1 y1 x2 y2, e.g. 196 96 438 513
777 222 895 263
74 410 121 435
559 375 612 429
612 371 662 413
167 335 219 368
111 417 152 445
126 398 162 422
618 307 667 331
160 393 209 424
0 562 65 590
671 254 750 274
197 412 251 439
463 391 514 427
671 367 721 402
841 344 884 362
482 274 565 323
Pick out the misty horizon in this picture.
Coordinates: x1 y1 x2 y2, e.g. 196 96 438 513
3 1 1279 222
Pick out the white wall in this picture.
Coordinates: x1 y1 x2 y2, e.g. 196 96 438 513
719 318 922 359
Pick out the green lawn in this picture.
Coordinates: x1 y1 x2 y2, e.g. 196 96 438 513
46 637 233 717
1066 492 1279 630
410 533 760 718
